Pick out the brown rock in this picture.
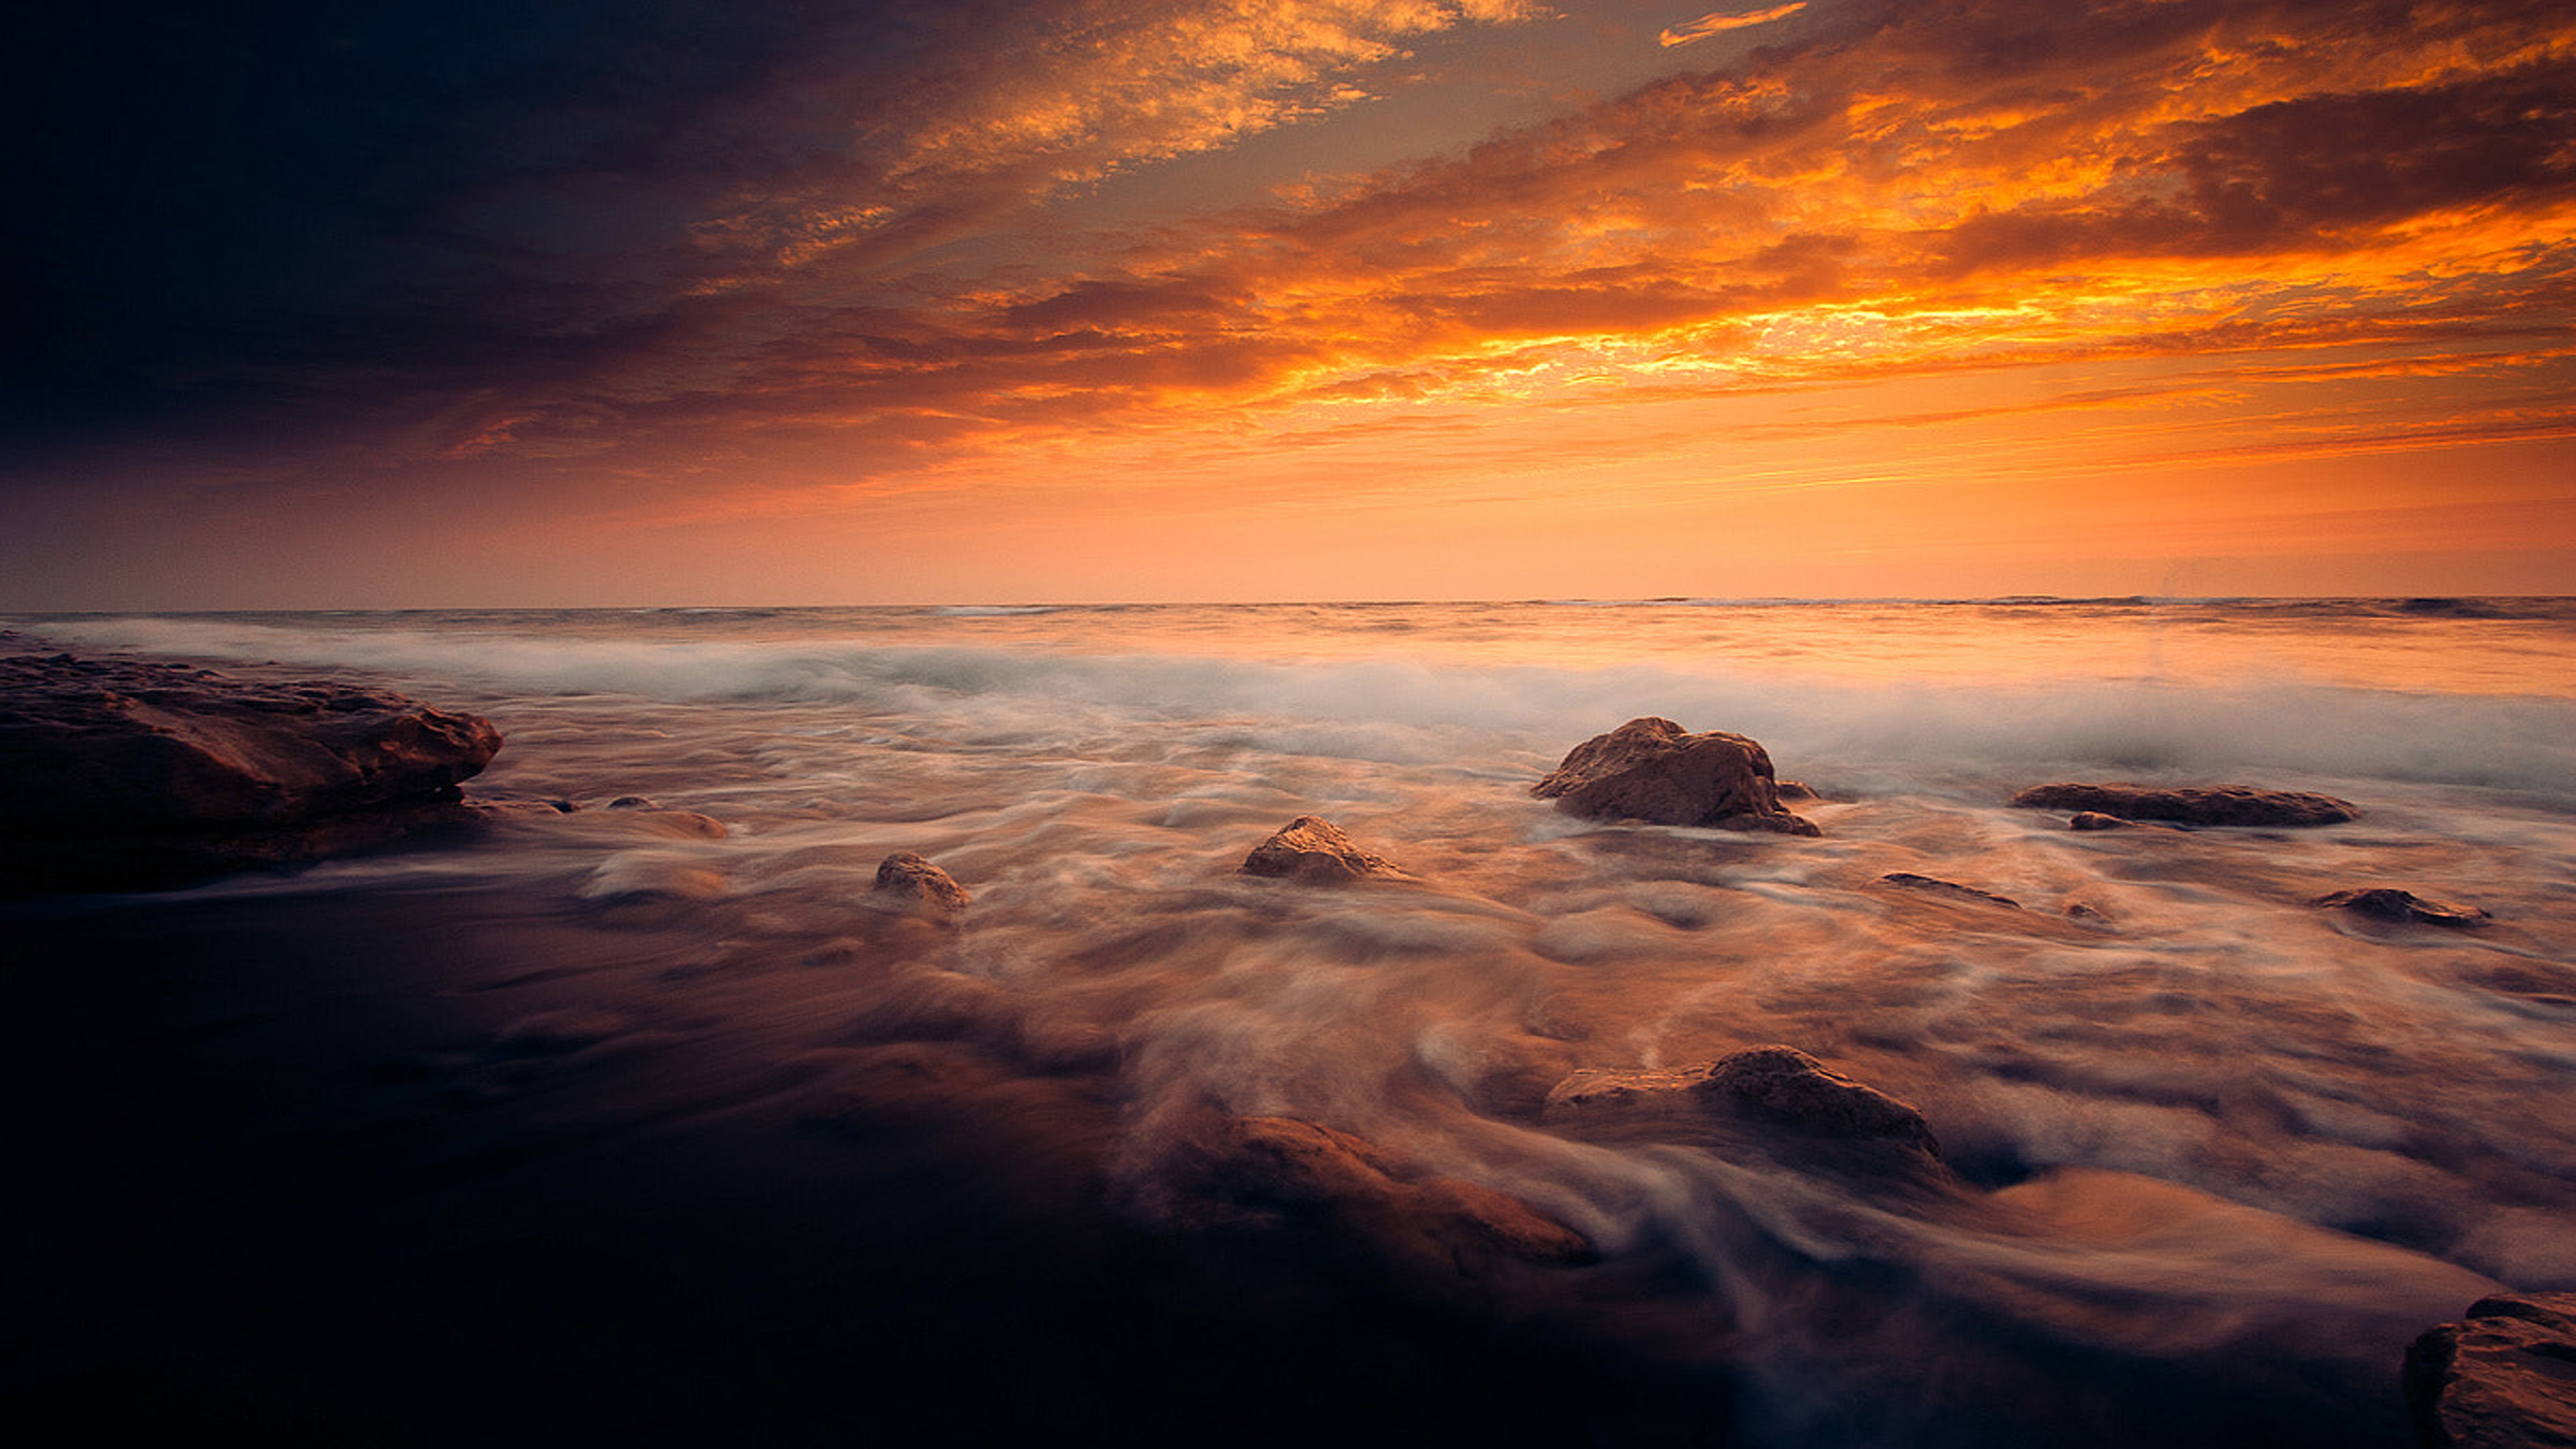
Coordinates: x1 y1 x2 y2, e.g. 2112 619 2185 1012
1239 815 1413 883
1532 717 1819 835
872 851 971 918
2405 1292 2576 1448
2010 782 2357 827
1542 1046 1941 1167
0 652 500 832
2069 810 2131 830
0 651 502 890
2316 888 2489 928
1193 1116 1595 1273
1874 872 2020 909
1703 1046 1941 1155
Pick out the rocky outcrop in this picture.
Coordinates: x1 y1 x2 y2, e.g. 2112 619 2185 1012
871 851 971 918
2010 782 2357 827
1239 815 1413 883
1544 1045 1941 1166
0 651 502 890
2405 1292 2576 1448
2316 888 2489 928
1532 718 1819 836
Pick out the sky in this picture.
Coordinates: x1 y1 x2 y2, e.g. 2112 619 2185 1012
5 0 2572 607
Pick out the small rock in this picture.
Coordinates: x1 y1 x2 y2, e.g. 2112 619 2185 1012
1874 872 2020 909
2316 888 2489 928
606 796 658 810
2010 782 2357 827
1702 1046 1941 1156
2069 811 2131 830
872 851 970 918
1239 815 1413 883
2405 1292 2576 1448
1532 717 1819 835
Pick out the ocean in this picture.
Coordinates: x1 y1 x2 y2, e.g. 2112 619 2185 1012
6 598 2573 1446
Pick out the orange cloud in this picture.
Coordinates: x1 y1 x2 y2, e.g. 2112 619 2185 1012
1659 4 1809 48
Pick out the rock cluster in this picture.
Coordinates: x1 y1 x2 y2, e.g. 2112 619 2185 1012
2010 782 2357 827
1532 716 1819 835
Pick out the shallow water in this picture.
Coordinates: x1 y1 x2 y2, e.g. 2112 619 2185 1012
7 600 2573 1446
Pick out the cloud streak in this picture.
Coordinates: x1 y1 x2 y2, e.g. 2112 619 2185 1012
1659 3 1808 48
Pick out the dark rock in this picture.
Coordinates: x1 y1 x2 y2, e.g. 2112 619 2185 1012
1775 778 1823 804
0 651 502 890
606 796 658 810
1186 1115 1596 1279
1239 815 1413 883
2069 810 2131 830
2316 888 2489 928
872 851 970 918
1532 717 1819 836
1874 872 2021 909
2010 782 2357 827
2405 1292 2576 1448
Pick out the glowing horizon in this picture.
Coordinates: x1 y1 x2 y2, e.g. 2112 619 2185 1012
5 0 2571 608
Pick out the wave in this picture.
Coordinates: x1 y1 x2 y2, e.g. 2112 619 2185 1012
14 612 2575 801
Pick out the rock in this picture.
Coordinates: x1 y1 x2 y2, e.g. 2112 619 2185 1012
2010 782 2357 827
1532 717 1819 836
606 795 658 810
2069 811 2131 830
1187 1115 1596 1277
1874 872 2020 909
1703 1046 1941 1155
1543 1046 1942 1167
1775 778 1822 803
871 851 970 918
1238 815 1413 883
0 651 502 890
2405 1292 2576 1448
2316 888 2489 928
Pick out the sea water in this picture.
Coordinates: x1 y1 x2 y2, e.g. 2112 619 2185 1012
7 598 2573 1446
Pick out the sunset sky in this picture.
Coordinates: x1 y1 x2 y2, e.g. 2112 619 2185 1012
7 0 2573 606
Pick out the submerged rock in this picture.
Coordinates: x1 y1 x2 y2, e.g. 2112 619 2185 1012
2069 810 2131 831
871 851 971 918
1238 815 1413 883
1874 872 2021 909
0 651 502 890
2405 1292 2576 1448
2316 887 2489 928
1532 717 1819 836
2010 782 2357 828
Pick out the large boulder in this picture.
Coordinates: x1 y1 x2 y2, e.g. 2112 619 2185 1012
0 651 502 890
2010 782 2357 827
2405 1292 2576 1447
1532 718 1819 836
1239 815 1413 883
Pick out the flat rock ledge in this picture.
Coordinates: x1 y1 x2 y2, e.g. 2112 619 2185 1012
2010 782 2358 828
1533 717 1819 836
1239 815 1414 883
2405 1292 2576 1448
871 851 971 918
2317 887 2489 928
0 651 502 891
